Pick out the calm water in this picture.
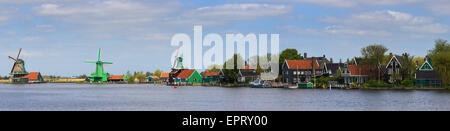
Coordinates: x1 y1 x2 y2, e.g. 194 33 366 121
0 83 449 111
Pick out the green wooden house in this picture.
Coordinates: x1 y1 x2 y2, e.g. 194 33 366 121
201 71 220 83
173 69 203 83
415 56 442 86
147 76 159 82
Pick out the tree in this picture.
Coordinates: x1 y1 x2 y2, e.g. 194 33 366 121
329 58 334 63
399 53 415 79
278 49 302 75
429 39 450 85
412 57 424 68
429 39 450 56
135 73 147 83
206 64 221 72
222 54 244 83
126 76 135 83
153 69 163 77
145 72 152 77
360 44 388 65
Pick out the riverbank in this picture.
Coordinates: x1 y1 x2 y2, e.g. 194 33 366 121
0 82 448 90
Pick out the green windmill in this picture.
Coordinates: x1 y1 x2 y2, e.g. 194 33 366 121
84 48 112 82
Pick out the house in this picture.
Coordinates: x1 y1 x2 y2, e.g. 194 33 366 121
201 71 220 83
385 53 404 83
108 75 127 82
325 63 346 77
282 59 321 84
147 76 159 82
14 72 44 83
341 64 380 85
169 69 203 84
415 56 442 86
238 69 260 83
159 73 169 83
303 53 329 76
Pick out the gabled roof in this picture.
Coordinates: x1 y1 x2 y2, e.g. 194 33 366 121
284 60 319 69
326 63 345 74
18 72 41 80
348 65 378 76
176 69 196 79
386 55 404 68
353 57 362 65
109 75 125 80
160 73 169 78
419 58 433 71
202 71 220 76
239 70 260 77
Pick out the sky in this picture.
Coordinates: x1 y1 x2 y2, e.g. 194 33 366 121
0 0 449 77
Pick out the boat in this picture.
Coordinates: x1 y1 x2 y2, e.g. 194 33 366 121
250 79 271 88
297 82 314 88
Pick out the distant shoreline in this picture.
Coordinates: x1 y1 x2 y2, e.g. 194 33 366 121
0 82 448 90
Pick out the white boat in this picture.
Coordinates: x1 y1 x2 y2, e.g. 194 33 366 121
250 79 271 88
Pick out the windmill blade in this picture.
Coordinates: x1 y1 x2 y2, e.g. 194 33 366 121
84 60 97 63
98 48 102 61
84 60 97 62
103 64 112 66
102 62 113 64
16 48 22 60
8 56 16 62
172 48 180 68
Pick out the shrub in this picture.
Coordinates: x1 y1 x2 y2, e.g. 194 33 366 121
400 79 414 87
363 80 393 87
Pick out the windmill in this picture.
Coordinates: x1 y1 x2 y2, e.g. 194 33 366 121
8 48 27 75
172 48 184 70
84 48 113 82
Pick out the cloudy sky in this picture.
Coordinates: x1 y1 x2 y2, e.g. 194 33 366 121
0 0 449 76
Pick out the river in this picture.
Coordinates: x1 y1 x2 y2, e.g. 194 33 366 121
0 83 449 111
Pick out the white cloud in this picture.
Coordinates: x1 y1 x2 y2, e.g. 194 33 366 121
35 1 178 24
34 24 56 32
425 0 450 16
319 10 449 34
278 25 391 38
128 33 171 41
20 36 44 43
173 4 292 26
257 0 419 8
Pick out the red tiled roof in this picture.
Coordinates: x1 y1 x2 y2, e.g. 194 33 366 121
176 69 196 79
108 75 125 80
18 72 40 80
348 65 378 76
285 60 319 69
202 71 219 76
150 76 159 79
160 73 169 78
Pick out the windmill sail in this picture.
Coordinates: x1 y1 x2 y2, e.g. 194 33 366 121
172 48 180 69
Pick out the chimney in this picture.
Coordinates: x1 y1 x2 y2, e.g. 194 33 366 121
389 53 393 59
323 54 326 58
415 61 419 67
312 57 316 76
304 53 307 60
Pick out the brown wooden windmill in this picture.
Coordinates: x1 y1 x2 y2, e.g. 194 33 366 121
8 48 30 83
8 48 27 74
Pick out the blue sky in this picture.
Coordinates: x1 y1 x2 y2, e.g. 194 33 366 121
1 0 449 77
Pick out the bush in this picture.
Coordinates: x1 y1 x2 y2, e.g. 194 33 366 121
400 79 414 87
363 80 393 87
